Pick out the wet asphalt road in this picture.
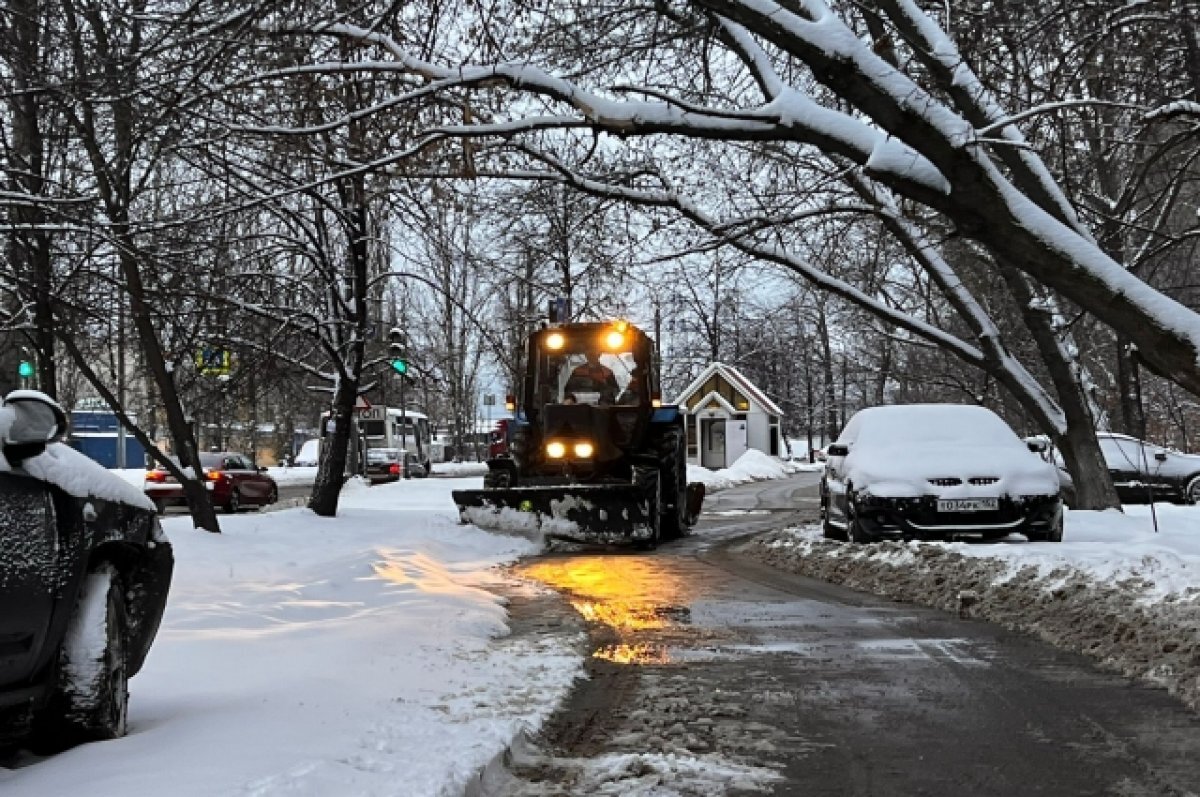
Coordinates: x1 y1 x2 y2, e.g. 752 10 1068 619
497 474 1200 796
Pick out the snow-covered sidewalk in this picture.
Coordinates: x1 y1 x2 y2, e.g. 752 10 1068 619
1 476 581 796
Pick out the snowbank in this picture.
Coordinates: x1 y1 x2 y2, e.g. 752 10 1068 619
687 448 806 491
433 460 489 477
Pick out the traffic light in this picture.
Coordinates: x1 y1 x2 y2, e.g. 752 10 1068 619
388 327 408 375
17 360 34 380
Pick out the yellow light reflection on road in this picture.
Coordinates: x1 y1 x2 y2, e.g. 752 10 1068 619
594 643 670 665
520 556 689 665
569 600 666 631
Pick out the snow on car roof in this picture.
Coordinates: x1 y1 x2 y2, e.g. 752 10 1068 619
0 398 156 510
834 404 1058 498
843 403 1024 448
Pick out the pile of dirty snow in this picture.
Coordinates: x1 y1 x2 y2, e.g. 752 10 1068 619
742 505 1200 713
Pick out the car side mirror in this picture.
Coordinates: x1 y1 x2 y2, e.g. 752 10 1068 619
1154 450 1168 462
2 390 68 446
826 443 849 457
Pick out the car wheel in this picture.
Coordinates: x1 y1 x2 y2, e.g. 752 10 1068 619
227 489 241 513
267 487 278 506
822 518 848 541
1026 514 1063 543
820 497 848 541
1186 475 1200 505
846 504 873 544
1047 514 1064 542
38 564 129 747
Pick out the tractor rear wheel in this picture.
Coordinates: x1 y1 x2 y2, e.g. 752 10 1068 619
633 466 661 550
657 428 688 540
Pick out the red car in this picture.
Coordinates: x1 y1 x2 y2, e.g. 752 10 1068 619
144 451 278 514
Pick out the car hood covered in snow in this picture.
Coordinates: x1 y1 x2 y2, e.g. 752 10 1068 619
843 443 1060 499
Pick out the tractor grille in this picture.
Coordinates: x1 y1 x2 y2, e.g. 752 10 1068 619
928 477 962 487
969 477 1000 485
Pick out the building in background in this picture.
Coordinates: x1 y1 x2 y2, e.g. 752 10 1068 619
674 362 785 469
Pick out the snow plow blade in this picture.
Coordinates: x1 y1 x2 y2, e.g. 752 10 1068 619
452 485 655 545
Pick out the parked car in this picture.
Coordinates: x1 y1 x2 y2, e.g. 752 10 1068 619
1 390 173 749
820 404 1062 543
366 448 402 484
1054 432 1200 506
365 448 428 484
144 451 278 513
293 438 320 467
404 450 429 478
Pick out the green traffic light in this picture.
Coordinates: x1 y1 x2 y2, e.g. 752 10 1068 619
17 360 34 379
390 359 408 375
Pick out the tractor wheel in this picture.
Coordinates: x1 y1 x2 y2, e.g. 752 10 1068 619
657 428 689 540
483 468 515 489
633 466 661 550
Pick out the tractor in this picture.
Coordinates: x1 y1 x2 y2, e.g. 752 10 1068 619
452 320 704 547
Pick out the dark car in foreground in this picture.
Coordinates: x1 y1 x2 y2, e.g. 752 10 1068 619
144 451 277 513
1 390 173 749
820 404 1062 543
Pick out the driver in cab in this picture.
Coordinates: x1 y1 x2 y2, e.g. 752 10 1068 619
564 351 619 404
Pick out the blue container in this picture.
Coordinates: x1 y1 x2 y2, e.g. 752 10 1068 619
67 411 147 468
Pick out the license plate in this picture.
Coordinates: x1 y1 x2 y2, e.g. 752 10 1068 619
937 498 998 512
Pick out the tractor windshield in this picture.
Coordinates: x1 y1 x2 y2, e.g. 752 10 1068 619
533 327 649 410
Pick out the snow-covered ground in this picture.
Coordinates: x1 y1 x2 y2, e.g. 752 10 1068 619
6 451 1200 796
1 476 582 796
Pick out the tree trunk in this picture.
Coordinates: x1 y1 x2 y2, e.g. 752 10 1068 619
4 0 56 398
997 263 1120 510
1115 336 1147 439
308 194 371 517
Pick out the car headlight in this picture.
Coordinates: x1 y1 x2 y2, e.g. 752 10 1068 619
573 441 594 458
546 441 566 459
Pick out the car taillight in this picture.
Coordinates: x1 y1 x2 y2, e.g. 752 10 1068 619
206 469 225 482
389 463 400 475
145 471 165 482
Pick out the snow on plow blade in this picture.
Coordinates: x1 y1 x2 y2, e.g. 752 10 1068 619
452 485 655 544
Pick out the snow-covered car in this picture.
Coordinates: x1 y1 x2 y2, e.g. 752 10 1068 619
0 391 173 749
293 438 320 467
820 404 1062 543
1056 433 1200 506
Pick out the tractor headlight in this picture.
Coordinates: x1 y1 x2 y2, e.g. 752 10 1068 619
605 330 625 350
546 441 566 459
545 332 565 350
573 441 595 458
